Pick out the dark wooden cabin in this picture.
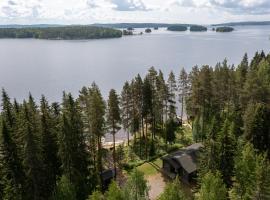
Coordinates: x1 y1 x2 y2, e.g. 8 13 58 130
161 143 203 184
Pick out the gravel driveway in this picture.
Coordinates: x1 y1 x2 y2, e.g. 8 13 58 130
147 173 166 200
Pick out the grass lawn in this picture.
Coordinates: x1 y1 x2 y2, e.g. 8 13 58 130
137 158 163 176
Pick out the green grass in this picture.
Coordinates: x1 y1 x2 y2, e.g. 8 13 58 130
137 158 162 176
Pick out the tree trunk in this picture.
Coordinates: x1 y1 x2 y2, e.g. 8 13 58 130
145 120 148 160
181 95 184 126
113 129 116 179
127 131 130 146
97 136 103 186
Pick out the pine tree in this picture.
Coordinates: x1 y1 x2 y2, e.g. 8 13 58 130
130 79 140 141
167 71 177 119
133 74 144 156
178 68 189 125
142 77 152 159
156 70 168 132
107 89 121 178
59 93 90 200
121 81 132 146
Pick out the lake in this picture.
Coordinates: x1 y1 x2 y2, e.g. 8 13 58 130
0 26 270 102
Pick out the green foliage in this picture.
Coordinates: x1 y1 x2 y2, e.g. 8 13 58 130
167 25 188 31
216 27 234 32
165 119 178 144
158 177 186 200
190 25 207 32
243 102 270 155
59 93 90 199
88 191 104 200
196 171 227 200
105 181 124 200
123 169 149 200
0 26 122 39
40 95 60 197
229 143 270 200
53 175 76 200
107 89 121 175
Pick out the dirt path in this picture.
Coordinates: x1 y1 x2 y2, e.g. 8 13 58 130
147 173 166 200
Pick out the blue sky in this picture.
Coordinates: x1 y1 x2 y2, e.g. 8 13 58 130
1 0 270 24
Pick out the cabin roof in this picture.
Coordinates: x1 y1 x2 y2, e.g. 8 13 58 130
162 143 203 174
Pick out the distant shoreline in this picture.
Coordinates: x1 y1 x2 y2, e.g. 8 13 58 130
0 21 270 29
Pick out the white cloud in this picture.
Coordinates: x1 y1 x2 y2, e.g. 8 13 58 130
111 0 149 11
0 0 270 24
210 0 270 14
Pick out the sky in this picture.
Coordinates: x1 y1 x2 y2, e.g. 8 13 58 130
0 0 270 24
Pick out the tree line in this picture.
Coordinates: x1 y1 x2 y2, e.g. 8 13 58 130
0 26 122 40
1 51 270 199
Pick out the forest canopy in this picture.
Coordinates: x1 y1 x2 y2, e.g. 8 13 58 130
167 25 188 31
190 25 207 32
216 26 234 32
0 26 123 40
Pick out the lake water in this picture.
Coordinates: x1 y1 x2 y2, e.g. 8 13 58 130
0 26 270 102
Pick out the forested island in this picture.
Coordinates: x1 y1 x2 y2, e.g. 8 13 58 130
190 25 207 32
167 25 188 31
1 51 270 200
216 26 234 32
0 26 122 40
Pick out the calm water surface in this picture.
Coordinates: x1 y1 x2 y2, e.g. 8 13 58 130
0 26 270 102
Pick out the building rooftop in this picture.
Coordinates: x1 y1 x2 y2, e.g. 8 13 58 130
162 143 203 174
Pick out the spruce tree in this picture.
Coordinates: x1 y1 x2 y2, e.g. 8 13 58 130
20 100 45 200
244 103 270 155
59 93 90 199
196 171 227 200
218 119 237 186
40 95 60 198
0 120 24 199
1 89 16 129
229 143 258 200
88 83 106 187
158 177 186 200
